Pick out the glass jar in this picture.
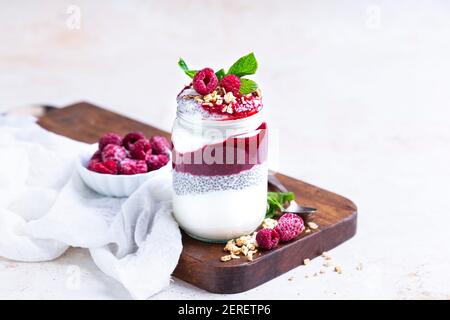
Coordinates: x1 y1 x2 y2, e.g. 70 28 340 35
171 111 268 242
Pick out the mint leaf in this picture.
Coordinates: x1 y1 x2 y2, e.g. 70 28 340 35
185 70 197 78
215 69 226 81
227 53 258 77
178 58 189 71
178 58 197 78
280 192 295 204
266 192 295 218
239 78 258 94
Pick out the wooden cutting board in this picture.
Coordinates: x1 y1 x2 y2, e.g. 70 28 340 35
37 102 358 294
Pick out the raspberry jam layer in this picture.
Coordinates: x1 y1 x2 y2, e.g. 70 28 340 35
172 123 267 176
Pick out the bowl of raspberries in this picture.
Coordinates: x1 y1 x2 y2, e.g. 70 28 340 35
77 131 171 197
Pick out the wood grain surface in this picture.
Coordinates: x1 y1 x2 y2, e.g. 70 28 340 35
38 101 358 294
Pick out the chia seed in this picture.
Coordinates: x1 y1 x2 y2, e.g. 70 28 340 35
173 163 267 195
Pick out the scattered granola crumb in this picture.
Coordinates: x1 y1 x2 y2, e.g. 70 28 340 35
247 250 257 261
307 222 319 230
322 251 332 260
303 258 311 265
288 277 294 281
334 266 343 274
261 218 278 229
313 272 318 277
304 275 309 278
231 246 241 255
220 255 232 262
320 269 326 274
323 261 333 268
356 262 363 271
224 240 234 252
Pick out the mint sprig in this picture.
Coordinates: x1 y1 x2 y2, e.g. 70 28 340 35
266 192 296 218
178 58 197 78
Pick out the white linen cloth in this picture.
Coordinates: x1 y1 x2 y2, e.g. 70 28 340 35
0 115 182 299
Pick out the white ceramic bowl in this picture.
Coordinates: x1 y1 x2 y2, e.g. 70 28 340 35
77 144 171 197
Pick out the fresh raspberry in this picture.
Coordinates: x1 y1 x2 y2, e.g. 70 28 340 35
146 154 169 171
220 74 241 96
123 132 146 150
256 228 280 250
193 68 218 95
98 133 123 151
278 213 300 223
88 160 119 174
149 136 171 155
90 150 102 161
87 157 101 170
101 144 127 162
119 158 148 175
274 214 305 242
129 139 152 160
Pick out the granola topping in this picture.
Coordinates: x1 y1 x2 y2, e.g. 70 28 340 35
177 86 262 121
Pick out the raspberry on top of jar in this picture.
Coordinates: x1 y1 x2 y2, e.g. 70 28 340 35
177 53 262 121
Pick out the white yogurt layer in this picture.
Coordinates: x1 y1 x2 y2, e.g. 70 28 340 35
172 175 267 241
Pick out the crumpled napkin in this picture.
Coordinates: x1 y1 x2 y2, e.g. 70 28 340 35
0 115 182 299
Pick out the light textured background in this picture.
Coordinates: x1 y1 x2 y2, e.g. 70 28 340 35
1 0 450 299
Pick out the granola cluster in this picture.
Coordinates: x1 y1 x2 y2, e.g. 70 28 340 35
261 218 278 229
221 232 259 262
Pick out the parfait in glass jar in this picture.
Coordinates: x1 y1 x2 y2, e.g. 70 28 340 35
172 53 268 242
